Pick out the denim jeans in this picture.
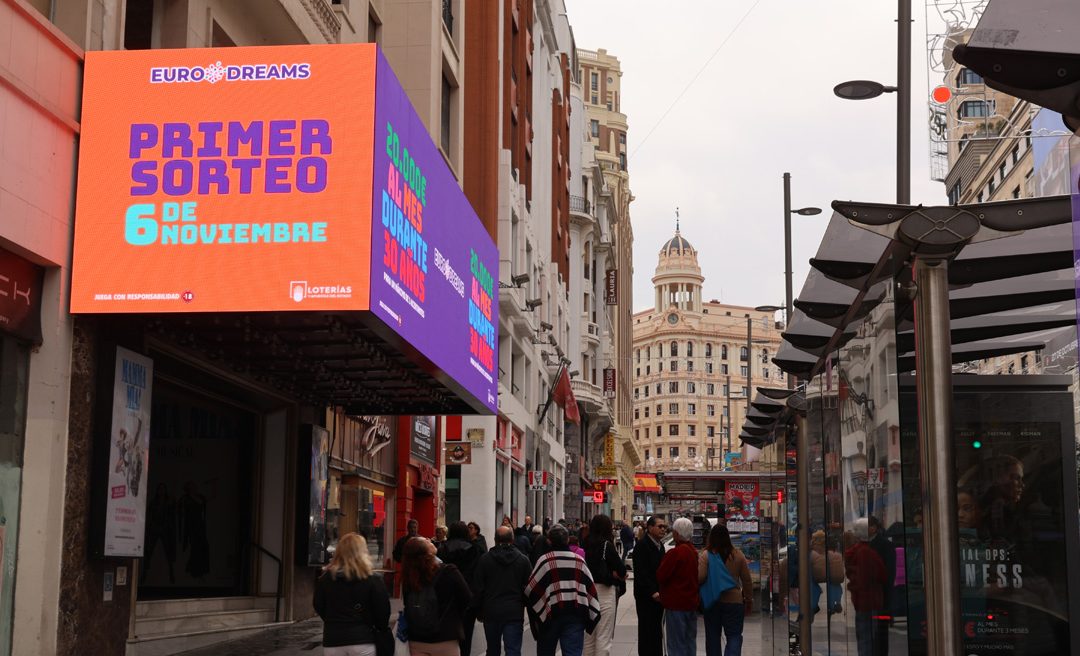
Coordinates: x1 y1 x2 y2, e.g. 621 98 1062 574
536 614 586 656
482 621 524 656
664 610 697 656
855 612 874 656
703 602 744 656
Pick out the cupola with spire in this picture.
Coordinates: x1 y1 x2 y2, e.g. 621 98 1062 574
653 208 705 313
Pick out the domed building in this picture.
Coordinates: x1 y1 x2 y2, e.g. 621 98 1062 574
631 224 784 476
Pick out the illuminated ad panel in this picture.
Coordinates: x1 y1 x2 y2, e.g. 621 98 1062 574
72 45 498 413
369 55 498 412
72 44 376 312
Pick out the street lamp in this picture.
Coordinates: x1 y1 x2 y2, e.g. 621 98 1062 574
782 173 822 375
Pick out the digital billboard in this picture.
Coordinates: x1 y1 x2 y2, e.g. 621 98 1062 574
72 44 376 313
71 45 498 413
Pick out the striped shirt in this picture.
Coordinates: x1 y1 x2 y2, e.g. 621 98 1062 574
524 549 601 631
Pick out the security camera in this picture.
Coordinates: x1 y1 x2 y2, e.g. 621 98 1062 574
525 298 543 310
511 273 531 287
569 369 580 378
539 321 554 331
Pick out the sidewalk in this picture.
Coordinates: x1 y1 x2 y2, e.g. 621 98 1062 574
177 580 763 655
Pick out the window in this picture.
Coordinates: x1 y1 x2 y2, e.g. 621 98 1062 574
669 425 679 436
948 182 961 206
658 361 663 373
722 384 729 396
657 404 663 416
634 388 640 400
1012 187 1021 199
669 382 679 393
644 448 648 460
670 341 679 357
591 72 598 91
707 426 715 437
670 446 679 458
1011 146 1019 165
688 447 697 458
977 191 984 203
670 360 678 372
646 365 651 375
643 386 649 398
706 383 715 395
705 343 713 358
590 119 600 138
764 369 770 379
722 406 729 417
644 406 650 418
687 382 697 394
721 345 728 359
634 408 640 420
669 403 679 414
740 366 748 376
619 133 626 145
635 368 640 378
721 364 729 375
655 383 662 394
740 346 748 361
687 342 694 357
958 100 992 119
591 94 598 104
636 349 640 363
999 162 1007 181
958 68 984 85
441 75 453 154
705 362 713 374
646 346 650 359
688 403 696 416
988 177 996 195
688 426 696 437
707 404 715 416
687 360 694 372
656 426 662 437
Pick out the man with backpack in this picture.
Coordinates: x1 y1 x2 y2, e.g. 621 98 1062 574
524 524 601 656
472 526 532 656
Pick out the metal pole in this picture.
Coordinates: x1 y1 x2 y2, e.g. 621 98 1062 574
783 173 795 394
913 257 962 655
725 374 732 455
898 0 911 204
746 316 752 418
795 412 812 654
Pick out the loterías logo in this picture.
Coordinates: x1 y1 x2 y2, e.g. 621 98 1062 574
150 61 311 84
289 281 352 302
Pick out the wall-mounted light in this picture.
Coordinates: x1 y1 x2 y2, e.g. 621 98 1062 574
525 298 543 310
539 321 554 331
511 272 531 287
569 369 580 378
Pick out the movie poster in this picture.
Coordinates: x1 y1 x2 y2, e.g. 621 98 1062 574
726 481 760 533
104 348 153 557
901 381 1078 656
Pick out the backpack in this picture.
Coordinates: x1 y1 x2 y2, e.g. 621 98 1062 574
404 571 445 642
699 552 738 610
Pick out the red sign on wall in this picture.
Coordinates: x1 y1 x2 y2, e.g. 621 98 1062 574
603 368 616 399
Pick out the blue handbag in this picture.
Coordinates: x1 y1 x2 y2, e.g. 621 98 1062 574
699 552 738 609
394 609 408 643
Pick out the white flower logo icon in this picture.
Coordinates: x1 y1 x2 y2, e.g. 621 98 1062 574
204 61 225 84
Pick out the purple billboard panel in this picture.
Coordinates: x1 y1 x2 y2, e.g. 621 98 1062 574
370 54 497 413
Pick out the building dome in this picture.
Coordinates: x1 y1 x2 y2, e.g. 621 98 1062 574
661 231 695 256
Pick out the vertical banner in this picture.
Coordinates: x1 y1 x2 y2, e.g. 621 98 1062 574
605 269 618 305
725 481 760 533
104 347 153 557
603 368 616 398
603 434 616 466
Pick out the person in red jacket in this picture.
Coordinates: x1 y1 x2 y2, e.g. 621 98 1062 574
657 517 700 656
844 518 887 656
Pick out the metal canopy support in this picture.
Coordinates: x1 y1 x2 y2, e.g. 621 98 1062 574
795 412 812 654
913 257 963 655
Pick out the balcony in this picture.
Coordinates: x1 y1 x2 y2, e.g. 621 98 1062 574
584 321 601 346
300 0 341 43
572 379 613 424
569 195 591 215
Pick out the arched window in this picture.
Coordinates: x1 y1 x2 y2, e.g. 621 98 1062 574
705 343 712 358
670 341 679 357
740 346 748 360
721 344 728 359
686 341 694 357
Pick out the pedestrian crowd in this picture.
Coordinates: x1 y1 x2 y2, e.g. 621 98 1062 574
313 514 752 656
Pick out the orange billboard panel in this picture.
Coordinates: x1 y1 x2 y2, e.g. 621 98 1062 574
71 44 377 313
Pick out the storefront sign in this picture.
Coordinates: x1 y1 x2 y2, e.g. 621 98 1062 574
603 368 616 399
103 348 153 557
603 434 616 465
467 428 485 447
359 415 394 456
593 490 605 504
583 494 595 503
71 45 498 413
410 415 435 465
866 467 885 489
528 470 549 490
725 481 760 533
0 248 44 343
445 442 471 465
596 465 617 478
605 269 617 305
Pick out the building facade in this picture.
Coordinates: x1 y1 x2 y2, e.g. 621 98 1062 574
632 229 784 476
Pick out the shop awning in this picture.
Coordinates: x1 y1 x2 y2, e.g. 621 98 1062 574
633 472 662 493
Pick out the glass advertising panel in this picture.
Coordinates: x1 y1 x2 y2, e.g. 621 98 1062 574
72 45 377 313
900 378 1080 656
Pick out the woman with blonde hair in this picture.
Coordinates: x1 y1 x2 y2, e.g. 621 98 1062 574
314 532 392 656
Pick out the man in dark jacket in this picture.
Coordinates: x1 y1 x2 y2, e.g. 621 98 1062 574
619 522 635 557
473 526 532 656
392 519 419 563
516 515 534 538
439 521 483 656
632 515 667 656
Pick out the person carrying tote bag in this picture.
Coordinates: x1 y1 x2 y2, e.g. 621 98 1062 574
697 525 753 656
314 533 393 656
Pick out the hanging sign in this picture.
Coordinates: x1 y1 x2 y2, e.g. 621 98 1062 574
603 434 616 466
445 442 472 465
605 269 617 305
103 347 154 557
467 428 485 447
528 470 549 490
603 368 616 399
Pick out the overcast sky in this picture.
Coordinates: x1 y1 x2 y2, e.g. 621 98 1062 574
566 0 949 314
